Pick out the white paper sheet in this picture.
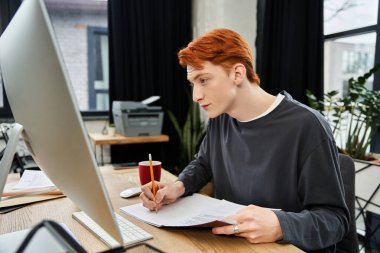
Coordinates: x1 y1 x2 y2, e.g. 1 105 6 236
12 170 54 190
120 193 245 227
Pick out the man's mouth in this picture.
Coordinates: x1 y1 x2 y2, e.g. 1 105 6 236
201 104 209 110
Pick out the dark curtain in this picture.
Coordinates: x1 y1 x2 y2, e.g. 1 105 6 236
256 0 324 104
372 26 380 153
0 0 22 118
0 0 21 35
108 0 192 171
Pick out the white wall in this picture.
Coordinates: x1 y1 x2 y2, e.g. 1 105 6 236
192 0 257 65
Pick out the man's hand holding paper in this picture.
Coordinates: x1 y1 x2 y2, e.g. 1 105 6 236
212 205 284 243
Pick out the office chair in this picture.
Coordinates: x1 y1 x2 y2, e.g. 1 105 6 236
336 154 359 253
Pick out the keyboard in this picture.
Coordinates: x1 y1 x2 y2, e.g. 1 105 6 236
72 211 153 248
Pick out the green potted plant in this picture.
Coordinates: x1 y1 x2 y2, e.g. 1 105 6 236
107 122 116 136
167 94 206 173
306 63 380 161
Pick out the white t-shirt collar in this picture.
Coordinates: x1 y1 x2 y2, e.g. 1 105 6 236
240 94 285 122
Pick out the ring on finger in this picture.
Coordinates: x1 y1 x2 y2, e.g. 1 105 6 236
232 223 239 233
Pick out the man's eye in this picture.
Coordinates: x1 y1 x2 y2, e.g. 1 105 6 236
200 78 208 84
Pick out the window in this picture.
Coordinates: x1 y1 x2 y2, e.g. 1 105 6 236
324 0 379 95
0 0 109 119
45 0 108 114
88 27 109 111
324 0 380 153
324 33 376 95
324 0 378 35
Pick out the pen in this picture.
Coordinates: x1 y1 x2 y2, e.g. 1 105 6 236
148 153 158 213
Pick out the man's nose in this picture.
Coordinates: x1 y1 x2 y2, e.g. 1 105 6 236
192 85 203 102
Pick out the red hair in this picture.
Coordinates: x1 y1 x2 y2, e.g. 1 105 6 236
178 28 260 84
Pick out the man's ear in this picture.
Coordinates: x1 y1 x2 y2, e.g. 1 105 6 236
232 63 246 85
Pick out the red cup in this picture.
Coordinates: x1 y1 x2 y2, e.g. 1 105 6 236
138 160 162 185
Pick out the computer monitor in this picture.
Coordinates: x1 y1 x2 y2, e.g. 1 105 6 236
0 0 123 245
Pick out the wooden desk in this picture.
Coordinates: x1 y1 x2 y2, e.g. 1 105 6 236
0 167 303 253
88 133 169 165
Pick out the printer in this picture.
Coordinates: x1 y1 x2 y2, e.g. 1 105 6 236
112 98 164 136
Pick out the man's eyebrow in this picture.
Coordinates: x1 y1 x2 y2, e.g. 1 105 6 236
188 72 209 82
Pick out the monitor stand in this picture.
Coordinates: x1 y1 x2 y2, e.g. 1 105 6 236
0 123 24 199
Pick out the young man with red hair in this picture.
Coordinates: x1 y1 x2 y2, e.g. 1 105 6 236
140 28 349 252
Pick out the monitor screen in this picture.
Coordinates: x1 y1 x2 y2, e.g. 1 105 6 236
0 0 123 244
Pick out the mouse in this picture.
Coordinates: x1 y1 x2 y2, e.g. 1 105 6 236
120 187 142 198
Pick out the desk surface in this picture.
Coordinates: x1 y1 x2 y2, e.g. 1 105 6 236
88 133 169 145
0 167 303 253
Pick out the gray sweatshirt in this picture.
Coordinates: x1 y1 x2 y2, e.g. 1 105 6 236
178 91 349 252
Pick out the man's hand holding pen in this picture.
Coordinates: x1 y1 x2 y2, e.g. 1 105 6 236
140 181 185 211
